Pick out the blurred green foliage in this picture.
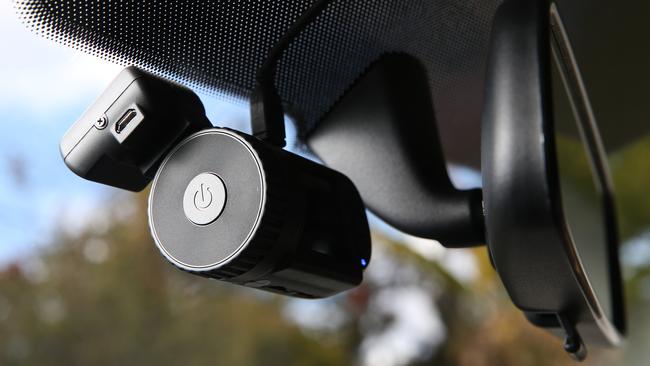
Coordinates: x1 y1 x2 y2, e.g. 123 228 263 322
0 200 351 366
611 137 650 240
0 136 648 365
0 193 578 366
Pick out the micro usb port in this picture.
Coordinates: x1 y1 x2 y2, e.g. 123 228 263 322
115 109 137 134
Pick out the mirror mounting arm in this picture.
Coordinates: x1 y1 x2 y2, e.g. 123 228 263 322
308 53 486 248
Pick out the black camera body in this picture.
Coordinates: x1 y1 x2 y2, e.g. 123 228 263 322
60 67 211 191
61 67 371 299
149 128 370 298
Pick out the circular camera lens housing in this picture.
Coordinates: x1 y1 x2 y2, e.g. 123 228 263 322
148 128 371 298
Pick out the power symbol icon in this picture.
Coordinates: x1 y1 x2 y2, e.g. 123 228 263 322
183 173 227 225
193 183 213 210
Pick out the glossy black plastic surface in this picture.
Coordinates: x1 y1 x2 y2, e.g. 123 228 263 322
481 0 624 354
308 54 484 247
149 129 371 298
60 67 211 191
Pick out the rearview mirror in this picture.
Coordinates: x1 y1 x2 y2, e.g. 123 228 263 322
481 0 625 360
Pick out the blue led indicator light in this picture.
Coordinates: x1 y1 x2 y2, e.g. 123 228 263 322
360 258 368 267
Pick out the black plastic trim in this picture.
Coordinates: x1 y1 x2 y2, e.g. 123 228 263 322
481 0 625 355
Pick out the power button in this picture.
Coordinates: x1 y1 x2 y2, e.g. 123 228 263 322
183 173 227 225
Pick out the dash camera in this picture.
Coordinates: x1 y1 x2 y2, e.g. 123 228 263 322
60 67 212 191
148 128 370 298
61 67 371 299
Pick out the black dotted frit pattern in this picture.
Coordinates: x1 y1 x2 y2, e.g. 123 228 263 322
13 0 502 137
